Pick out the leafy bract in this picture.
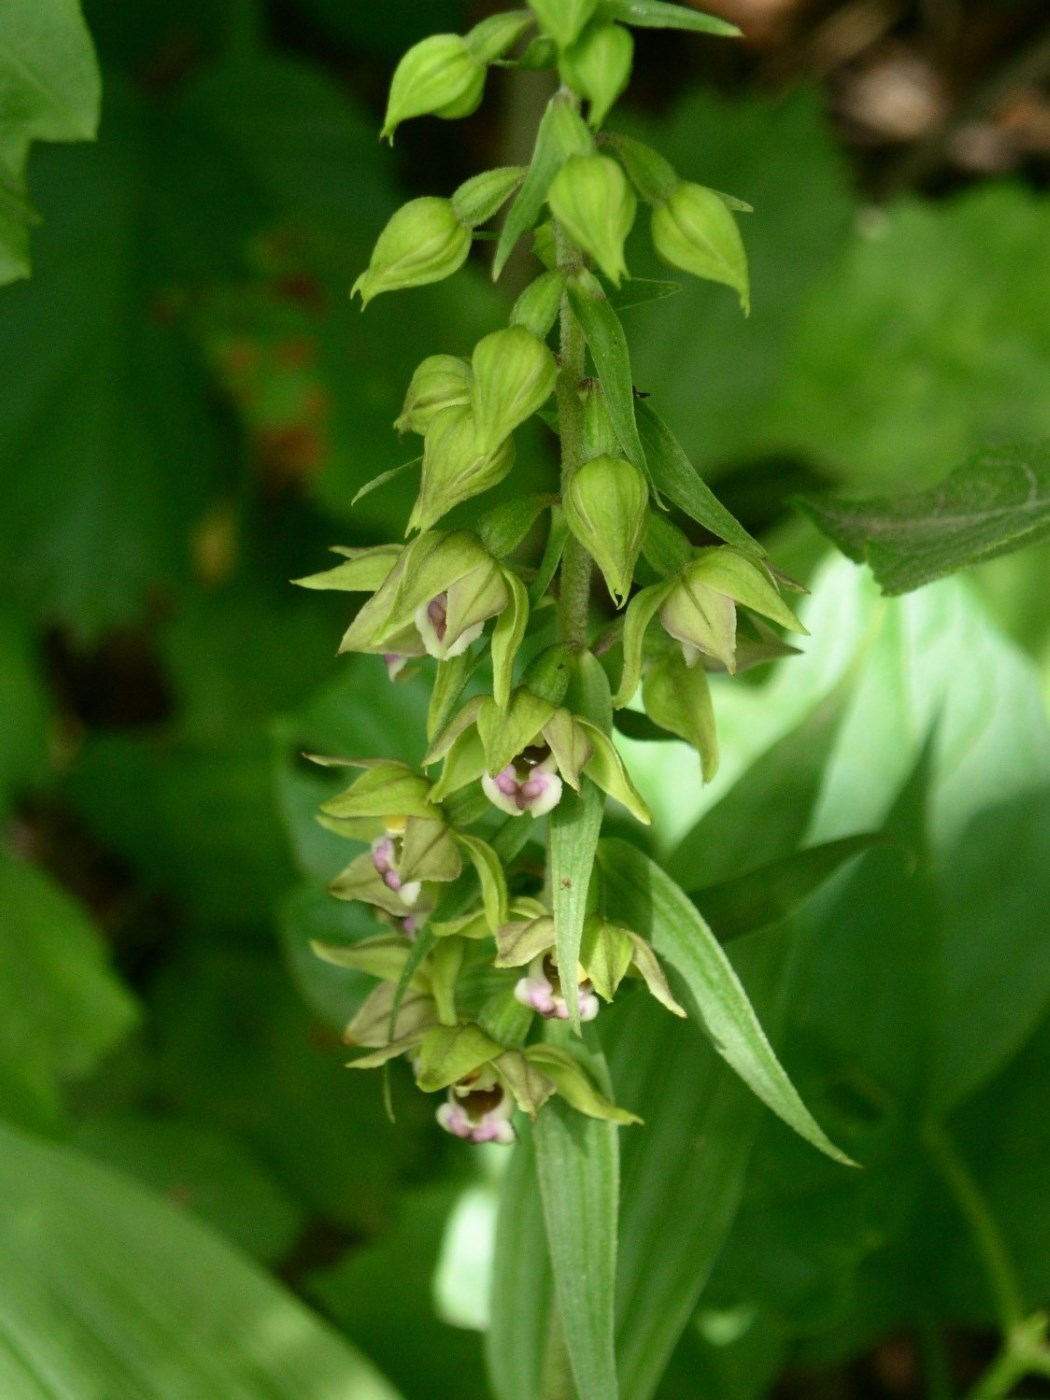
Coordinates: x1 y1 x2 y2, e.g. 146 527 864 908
0 1120 402 1400
0 0 100 284
798 441 1050 595
598 840 852 1164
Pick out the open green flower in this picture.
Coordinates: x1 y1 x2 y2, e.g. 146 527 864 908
424 687 651 824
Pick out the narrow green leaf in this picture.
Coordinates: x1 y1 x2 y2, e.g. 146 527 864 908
602 0 741 35
550 778 605 1035
494 94 576 280
606 277 682 312
530 504 569 604
636 400 762 554
796 441 1050 596
691 833 888 941
597 840 855 1164
455 831 510 930
0 1120 402 1399
568 273 649 480
533 1042 620 1400
351 456 420 506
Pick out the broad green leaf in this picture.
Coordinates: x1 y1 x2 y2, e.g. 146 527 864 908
0 0 100 284
636 401 761 554
568 272 649 479
601 0 740 35
72 1116 305 1265
533 1042 621 1400
798 441 1050 595
597 840 852 1164
689 835 885 941
771 186 1050 491
0 1120 401 1400
0 855 138 1132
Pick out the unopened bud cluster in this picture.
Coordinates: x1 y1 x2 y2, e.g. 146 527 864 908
297 0 804 1143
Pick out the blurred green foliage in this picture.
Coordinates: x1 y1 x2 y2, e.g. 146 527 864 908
2 0 1049 1396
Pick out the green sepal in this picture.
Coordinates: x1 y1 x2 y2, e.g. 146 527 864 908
429 936 466 1025
658 569 737 671
577 720 652 823
292 544 402 593
578 915 632 1001
429 729 487 804
622 928 686 1016
465 10 536 62
559 21 634 128
427 650 477 744
651 183 750 313
478 689 557 776
320 763 435 821
606 132 678 204
399 816 464 884
431 906 493 941
524 1044 641 1124
494 1049 558 1117
510 270 564 339
328 851 435 919
542 707 592 791
494 913 557 968
381 35 485 142
352 198 472 306
345 981 437 1047
471 326 558 454
424 695 487 765
415 1022 506 1093
614 578 674 705
452 166 528 228
395 355 472 436
549 154 636 288
563 454 648 606
410 405 516 533
689 548 806 634
347 1033 426 1070
311 934 413 983
455 831 511 929
642 648 719 781
528 0 600 49
480 991 537 1048
491 569 530 708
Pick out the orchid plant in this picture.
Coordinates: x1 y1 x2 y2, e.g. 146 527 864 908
296 4 851 1385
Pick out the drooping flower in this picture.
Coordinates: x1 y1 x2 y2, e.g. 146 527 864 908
481 745 563 818
514 951 600 1023
436 1066 517 1145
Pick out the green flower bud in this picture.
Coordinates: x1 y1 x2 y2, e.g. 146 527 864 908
532 220 557 271
559 22 634 129
471 325 558 454
465 11 536 64
395 355 472 436
650 182 750 313
563 455 648 606
510 270 564 339
528 0 599 50
410 405 516 533
548 154 636 287
452 167 527 229
352 198 472 307
517 34 558 69
659 548 804 673
381 35 486 142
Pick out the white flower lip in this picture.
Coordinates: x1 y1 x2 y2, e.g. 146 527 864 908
481 750 563 818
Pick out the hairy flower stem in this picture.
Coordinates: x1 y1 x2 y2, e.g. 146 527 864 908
554 219 592 651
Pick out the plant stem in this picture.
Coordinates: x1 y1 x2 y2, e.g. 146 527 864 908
554 220 591 651
923 1124 1023 1336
